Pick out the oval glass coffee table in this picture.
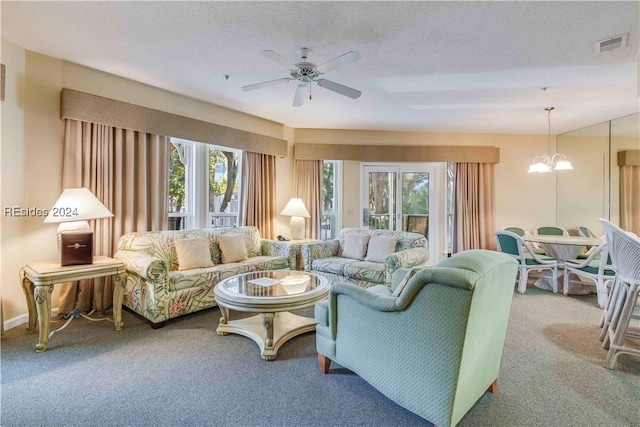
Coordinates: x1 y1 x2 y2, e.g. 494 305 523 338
214 270 329 361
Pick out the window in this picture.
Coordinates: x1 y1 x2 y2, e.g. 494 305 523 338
208 147 241 228
361 162 443 264
168 138 242 230
322 160 342 239
445 162 454 257
168 141 193 230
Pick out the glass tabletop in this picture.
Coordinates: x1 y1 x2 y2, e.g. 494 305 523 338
217 270 325 298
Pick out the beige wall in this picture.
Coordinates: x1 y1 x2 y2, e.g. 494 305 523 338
0 45 292 327
1 42 560 329
295 129 558 233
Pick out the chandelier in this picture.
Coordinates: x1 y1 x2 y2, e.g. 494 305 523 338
528 107 573 173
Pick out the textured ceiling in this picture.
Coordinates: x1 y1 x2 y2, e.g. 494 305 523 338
2 1 639 135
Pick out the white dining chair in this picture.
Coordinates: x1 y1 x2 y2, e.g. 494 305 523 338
563 243 615 308
495 230 558 294
598 219 640 369
535 226 570 237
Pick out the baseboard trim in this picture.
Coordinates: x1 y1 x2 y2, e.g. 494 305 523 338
3 308 59 332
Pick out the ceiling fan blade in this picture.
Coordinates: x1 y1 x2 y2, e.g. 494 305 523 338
293 85 306 107
261 50 297 70
241 78 290 92
316 78 361 99
316 51 361 74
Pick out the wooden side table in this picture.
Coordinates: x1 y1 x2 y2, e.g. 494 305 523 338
21 256 126 352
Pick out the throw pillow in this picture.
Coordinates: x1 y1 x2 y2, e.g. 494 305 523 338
174 239 214 271
341 234 371 260
392 267 421 297
364 236 398 263
218 234 248 264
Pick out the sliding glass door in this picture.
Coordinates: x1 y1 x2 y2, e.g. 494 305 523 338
362 163 440 263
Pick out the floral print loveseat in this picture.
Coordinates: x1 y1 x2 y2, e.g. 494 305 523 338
114 226 295 328
301 227 429 288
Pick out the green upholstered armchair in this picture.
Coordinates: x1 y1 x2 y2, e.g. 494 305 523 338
314 250 518 427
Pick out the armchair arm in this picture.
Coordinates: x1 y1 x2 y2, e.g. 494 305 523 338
261 240 297 269
113 250 168 283
300 240 340 271
326 266 483 339
384 247 430 284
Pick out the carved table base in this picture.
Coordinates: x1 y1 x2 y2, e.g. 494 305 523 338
21 256 126 352
216 311 318 361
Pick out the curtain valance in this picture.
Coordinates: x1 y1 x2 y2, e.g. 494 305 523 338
294 143 499 163
60 88 287 157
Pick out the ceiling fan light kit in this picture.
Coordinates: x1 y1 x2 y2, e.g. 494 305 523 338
242 47 362 107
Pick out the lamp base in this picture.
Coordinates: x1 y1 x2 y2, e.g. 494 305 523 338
60 231 93 266
290 216 306 240
57 221 93 266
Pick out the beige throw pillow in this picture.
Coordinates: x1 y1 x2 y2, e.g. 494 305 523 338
218 234 248 263
364 236 398 263
174 239 214 270
392 267 421 297
341 234 371 260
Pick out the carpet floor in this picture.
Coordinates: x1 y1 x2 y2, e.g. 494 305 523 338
1 287 638 427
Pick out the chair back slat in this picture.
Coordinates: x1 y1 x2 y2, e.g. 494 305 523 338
600 219 640 284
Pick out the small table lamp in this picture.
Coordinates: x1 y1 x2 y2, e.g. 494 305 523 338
44 188 113 265
280 198 310 240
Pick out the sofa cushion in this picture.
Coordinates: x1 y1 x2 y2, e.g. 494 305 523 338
312 257 358 275
219 234 248 263
342 234 370 260
365 236 398 263
174 239 214 270
343 261 386 284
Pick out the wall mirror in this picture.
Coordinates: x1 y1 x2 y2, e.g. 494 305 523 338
557 112 639 235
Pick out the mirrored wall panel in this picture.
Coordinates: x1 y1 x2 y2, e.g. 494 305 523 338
557 112 639 236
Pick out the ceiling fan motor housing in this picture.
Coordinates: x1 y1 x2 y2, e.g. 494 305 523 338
242 47 361 105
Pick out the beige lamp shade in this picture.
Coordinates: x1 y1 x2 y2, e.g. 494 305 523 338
44 188 113 223
280 198 310 240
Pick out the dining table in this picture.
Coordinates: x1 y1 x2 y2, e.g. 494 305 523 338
524 234 601 295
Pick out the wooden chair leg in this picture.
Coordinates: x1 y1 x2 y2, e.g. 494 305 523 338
318 353 331 374
487 379 498 393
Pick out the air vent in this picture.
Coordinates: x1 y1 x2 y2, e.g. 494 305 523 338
595 33 628 54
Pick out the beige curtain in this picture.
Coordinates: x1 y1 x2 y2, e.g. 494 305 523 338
620 165 640 235
452 162 496 252
294 160 323 239
58 119 169 315
241 151 276 239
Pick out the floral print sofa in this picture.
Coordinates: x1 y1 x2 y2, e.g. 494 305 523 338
114 226 295 328
301 227 429 288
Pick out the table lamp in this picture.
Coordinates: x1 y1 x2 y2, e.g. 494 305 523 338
44 188 113 265
280 198 310 240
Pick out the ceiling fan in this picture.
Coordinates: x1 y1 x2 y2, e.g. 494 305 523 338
241 47 362 107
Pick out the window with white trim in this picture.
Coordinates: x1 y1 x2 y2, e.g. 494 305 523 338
168 138 242 230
